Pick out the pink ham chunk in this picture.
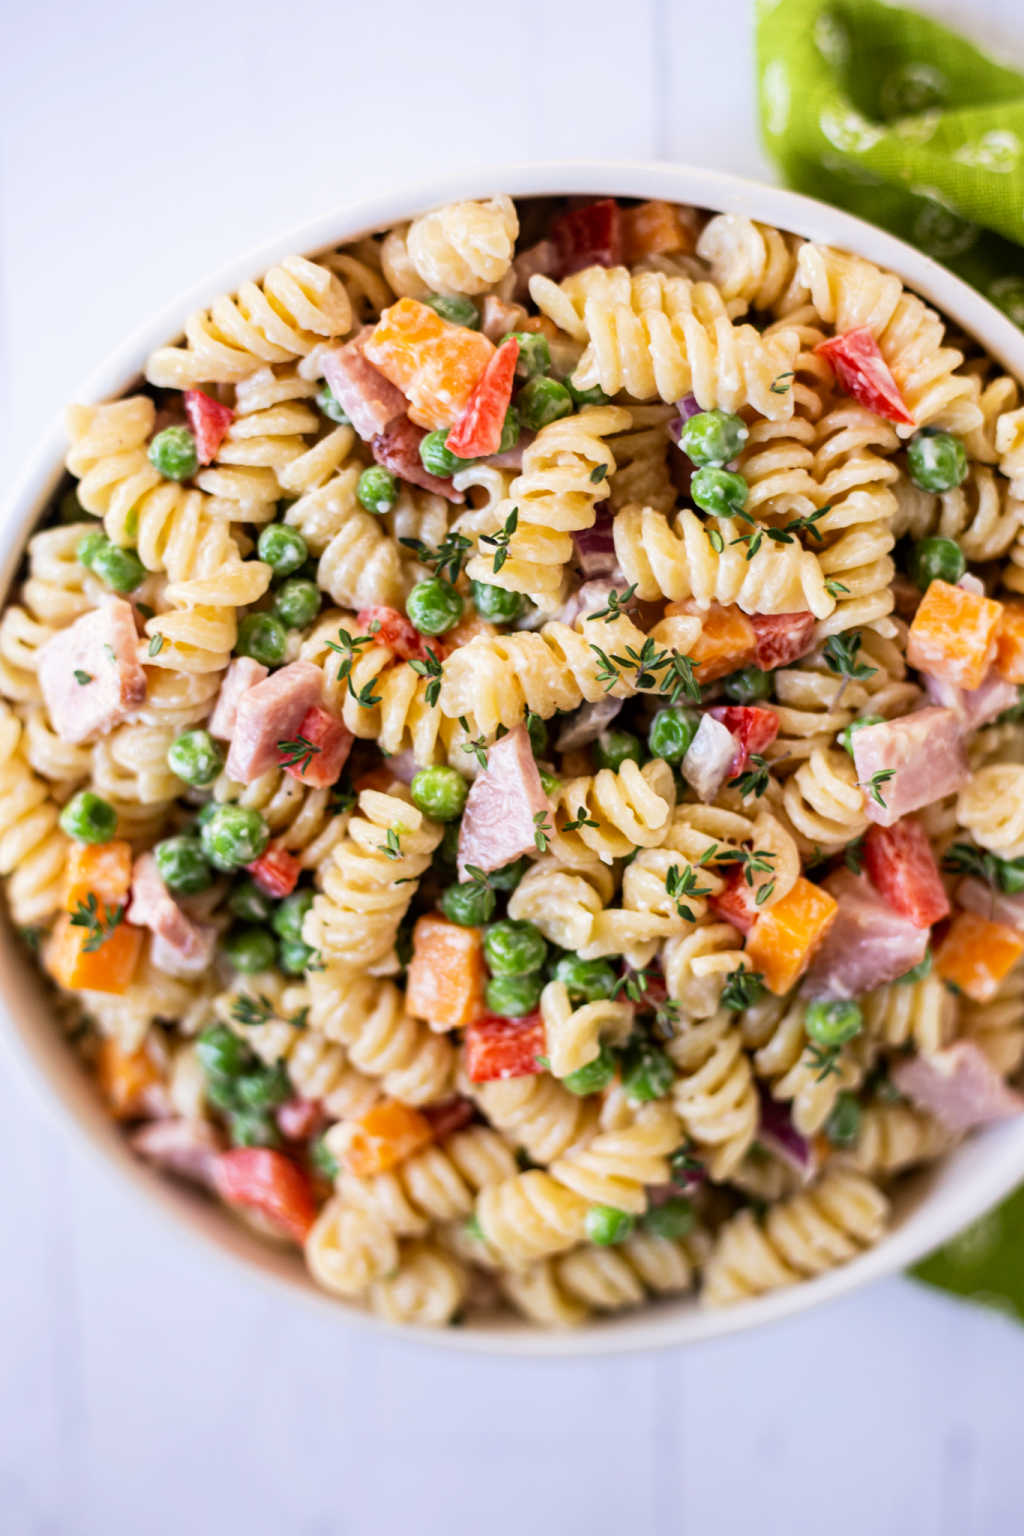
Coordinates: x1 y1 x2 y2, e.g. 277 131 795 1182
957 877 1024 935
208 657 269 739
923 666 1020 732
132 1118 222 1187
320 328 407 442
127 854 218 977
802 868 930 999
225 661 322 785
371 416 465 503
38 596 146 744
457 725 549 879
480 295 529 342
893 1043 1024 1134
851 707 967 828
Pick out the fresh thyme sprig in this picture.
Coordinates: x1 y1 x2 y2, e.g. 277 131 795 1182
823 632 877 680
479 507 519 575
561 808 600 834
408 645 444 707
276 734 321 776
398 530 472 586
229 993 276 1029
588 585 638 623
728 752 773 799
533 810 553 853
720 968 767 1012
665 863 712 922
69 893 125 954
863 767 895 808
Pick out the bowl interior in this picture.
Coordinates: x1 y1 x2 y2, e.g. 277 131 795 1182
5 160 1024 1355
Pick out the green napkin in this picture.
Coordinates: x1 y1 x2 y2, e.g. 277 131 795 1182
756 0 1024 326
757 0 1024 1320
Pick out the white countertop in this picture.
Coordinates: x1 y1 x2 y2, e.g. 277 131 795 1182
2 1 1024 1531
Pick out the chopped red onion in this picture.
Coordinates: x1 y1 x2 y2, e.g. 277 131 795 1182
668 394 702 444
923 665 1018 731
958 572 987 597
383 750 419 785
682 714 736 802
756 1086 815 1178
556 696 624 752
573 511 619 578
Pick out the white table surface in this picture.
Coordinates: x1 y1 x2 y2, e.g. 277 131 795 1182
3 1 1024 1531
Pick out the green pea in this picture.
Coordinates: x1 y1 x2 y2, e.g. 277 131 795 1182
566 379 610 408
998 859 1024 895
154 835 212 895
271 890 313 944
805 998 863 1048
221 925 277 973
167 728 224 788
839 714 884 759
485 971 544 1017
723 667 772 705
909 536 966 591
59 790 117 845
585 1205 634 1246
440 881 496 927
78 532 145 593
410 766 469 822
77 530 107 569
825 1092 863 1148
236 613 287 666
273 578 321 630
488 856 528 892
235 1063 291 1112
498 405 521 455
907 429 968 494
643 1197 695 1240
562 1042 617 1097
229 1111 280 1149
310 1135 339 1181
648 707 700 764
502 331 550 379
594 729 643 772
407 577 464 636
278 936 315 975
526 713 548 757
257 523 308 578
229 879 274 924
517 376 574 432
196 1024 250 1082
422 292 481 329
148 425 199 481
356 466 399 516
471 579 524 623
419 428 474 479
200 805 269 871
484 919 548 976
553 955 618 1002
690 466 748 519
898 949 933 984
315 383 350 425
620 1037 675 1102
678 410 748 467
195 802 220 828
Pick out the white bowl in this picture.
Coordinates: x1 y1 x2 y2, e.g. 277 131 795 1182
5 161 1024 1356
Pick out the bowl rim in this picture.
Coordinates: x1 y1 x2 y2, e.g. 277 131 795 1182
5 158 1024 1356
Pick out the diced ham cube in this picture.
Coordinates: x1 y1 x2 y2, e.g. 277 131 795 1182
851 707 967 827
38 596 146 744
208 657 269 739
863 819 950 929
551 200 623 276
247 845 302 899
802 868 929 999
370 415 466 503
923 665 1019 732
320 328 407 441
707 704 779 775
225 660 323 785
184 389 235 464
279 705 353 788
892 1043 1024 1134
749 612 817 671
276 1098 322 1142
128 853 218 975
480 296 528 342
464 1012 546 1082
511 240 559 302
421 1096 476 1139
132 1117 222 1188
457 725 550 879
957 877 1024 935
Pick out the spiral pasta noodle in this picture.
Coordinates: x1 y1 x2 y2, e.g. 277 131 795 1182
538 980 633 1079
502 1228 706 1325
0 703 71 926
696 215 809 317
667 1008 760 1178
740 993 863 1136
996 406 1024 501
961 964 1024 1076
781 746 869 854
956 764 1024 861
860 972 958 1057
307 967 455 1105
841 1104 952 1176
545 759 676 868
471 1073 600 1165
0 523 106 703
405 196 519 296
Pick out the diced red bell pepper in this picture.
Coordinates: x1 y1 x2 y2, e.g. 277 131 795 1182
277 1097 322 1142
247 844 301 900
446 337 519 459
708 705 779 775
862 819 950 930
815 327 914 427
710 867 759 935
551 199 623 276
184 389 235 465
465 1012 546 1083
421 1095 476 1140
280 705 354 788
749 612 816 671
345 1100 435 1177
213 1148 318 1243
357 605 427 661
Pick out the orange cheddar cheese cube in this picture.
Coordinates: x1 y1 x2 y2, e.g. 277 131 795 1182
64 839 133 913
405 914 486 1030
344 1100 434 1178
745 877 839 995
934 911 1024 1003
995 601 1024 685
676 601 757 684
907 580 1003 691
364 297 494 432
97 1036 163 1118
46 913 143 995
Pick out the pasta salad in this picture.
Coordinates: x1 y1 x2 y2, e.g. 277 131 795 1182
5 192 1024 1328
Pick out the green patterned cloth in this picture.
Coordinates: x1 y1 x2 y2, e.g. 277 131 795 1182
757 0 1024 1321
